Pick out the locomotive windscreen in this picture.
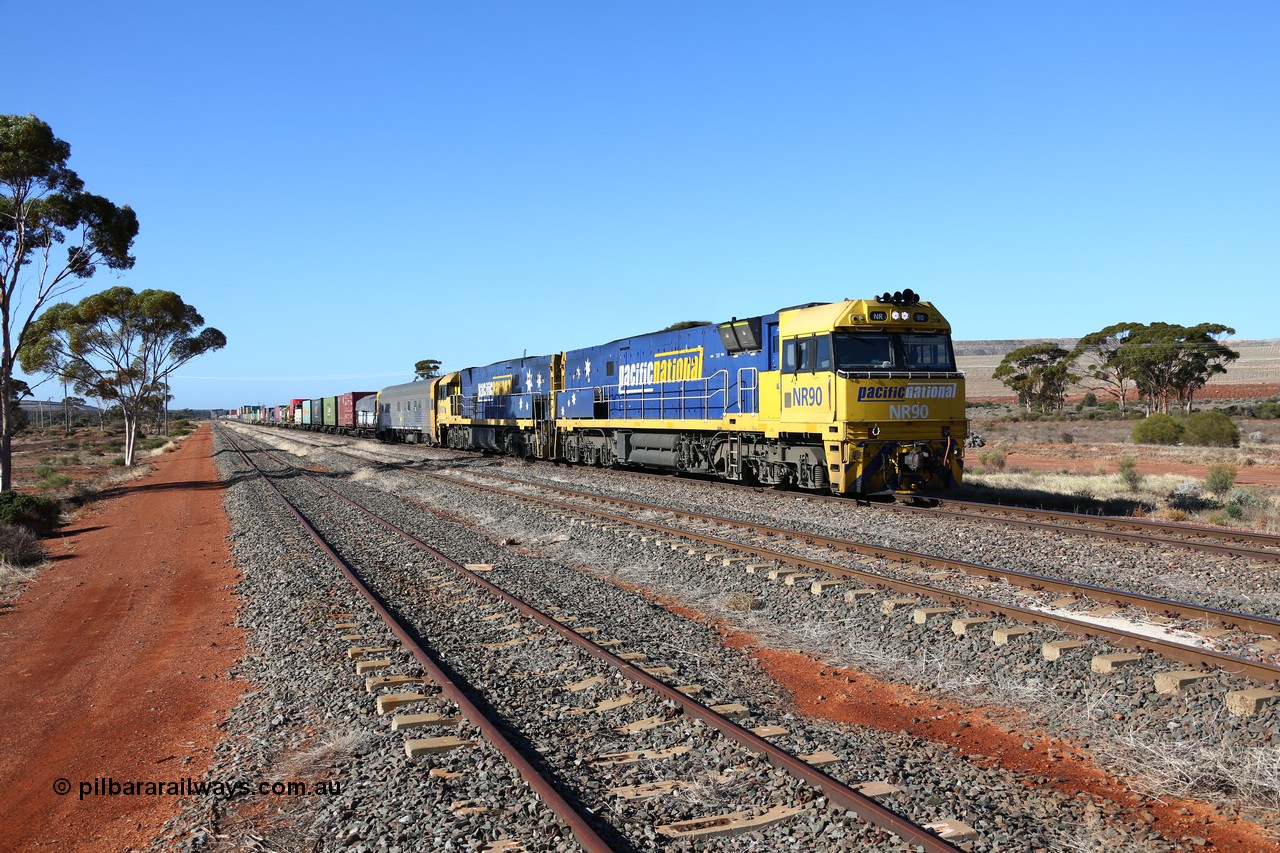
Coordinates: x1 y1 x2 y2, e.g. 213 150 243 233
835 332 955 372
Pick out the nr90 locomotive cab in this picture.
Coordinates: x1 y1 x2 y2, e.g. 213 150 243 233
772 291 967 495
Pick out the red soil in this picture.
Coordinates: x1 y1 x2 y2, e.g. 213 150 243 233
0 426 244 852
632 592 1277 851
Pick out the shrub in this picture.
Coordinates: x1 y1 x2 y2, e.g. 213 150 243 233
1082 392 1098 407
978 449 1006 471
1204 463 1237 494
1249 431 1266 443
0 492 60 537
1118 457 1141 491
33 464 55 479
111 456 125 466
1256 401 1280 419
1182 411 1239 447
1060 432 1074 444
1227 488 1259 507
1225 503 1245 520
0 522 45 565
1132 413 1184 445
1168 480 1213 512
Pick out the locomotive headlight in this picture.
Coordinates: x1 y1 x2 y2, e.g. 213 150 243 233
892 310 901 320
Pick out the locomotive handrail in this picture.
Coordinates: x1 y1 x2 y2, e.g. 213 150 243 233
836 369 966 380
601 369 730 420
736 366 758 414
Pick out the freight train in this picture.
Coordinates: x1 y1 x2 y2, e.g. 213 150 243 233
237 292 968 495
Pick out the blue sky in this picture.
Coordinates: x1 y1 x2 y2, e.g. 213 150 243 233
10 2 1278 409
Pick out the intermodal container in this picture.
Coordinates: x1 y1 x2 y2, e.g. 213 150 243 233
338 392 375 429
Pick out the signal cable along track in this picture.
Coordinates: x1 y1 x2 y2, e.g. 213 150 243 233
219 425 969 852
415 466 1280 687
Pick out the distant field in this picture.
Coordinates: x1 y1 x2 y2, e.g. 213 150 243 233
958 340 1280 401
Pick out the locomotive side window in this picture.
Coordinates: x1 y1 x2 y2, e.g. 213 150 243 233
782 339 798 373
796 338 814 372
816 336 832 371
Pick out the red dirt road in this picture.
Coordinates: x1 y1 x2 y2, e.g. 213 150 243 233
0 426 243 852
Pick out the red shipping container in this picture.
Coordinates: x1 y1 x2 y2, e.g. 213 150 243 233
338 391 376 429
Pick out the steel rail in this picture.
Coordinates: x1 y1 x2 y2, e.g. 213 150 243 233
226 426 967 853
426 469 1280 686
247 422 1280 558
892 498 1280 561
444 469 1280 640
223 433 617 853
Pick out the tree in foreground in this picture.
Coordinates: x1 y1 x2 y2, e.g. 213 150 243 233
414 359 441 381
21 288 225 466
0 115 138 490
992 342 1078 413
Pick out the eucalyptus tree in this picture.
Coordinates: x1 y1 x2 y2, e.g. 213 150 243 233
22 288 225 466
1072 322 1143 412
992 342 1079 413
0 115 138 489
414 359 441 380
1114 323 1237 414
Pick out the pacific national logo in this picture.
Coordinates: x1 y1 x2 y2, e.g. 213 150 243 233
477 375 513 400
619 347 704 391
856 383 957 402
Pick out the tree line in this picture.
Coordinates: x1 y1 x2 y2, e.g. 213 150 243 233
993 322 1238 415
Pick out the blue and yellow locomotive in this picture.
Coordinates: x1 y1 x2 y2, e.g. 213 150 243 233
376 291 966 495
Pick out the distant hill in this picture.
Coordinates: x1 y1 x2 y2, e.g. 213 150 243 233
952 339 1077 357
954 337 1279 358
957 338 1280 400
17 399 100 416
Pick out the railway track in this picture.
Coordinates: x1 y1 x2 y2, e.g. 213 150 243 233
251 428 1280 680
884 497 1280 563
220 423 1280 847
266 425 1280 562
418 467 1280 691
220 425 974 851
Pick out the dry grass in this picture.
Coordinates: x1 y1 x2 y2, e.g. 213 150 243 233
270 729 372 782
0 557 45 599
965 470 1190 504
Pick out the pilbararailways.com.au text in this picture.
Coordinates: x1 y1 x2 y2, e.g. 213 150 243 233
56 776 343 800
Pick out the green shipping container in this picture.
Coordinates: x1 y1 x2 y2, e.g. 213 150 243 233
323 396 337 427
